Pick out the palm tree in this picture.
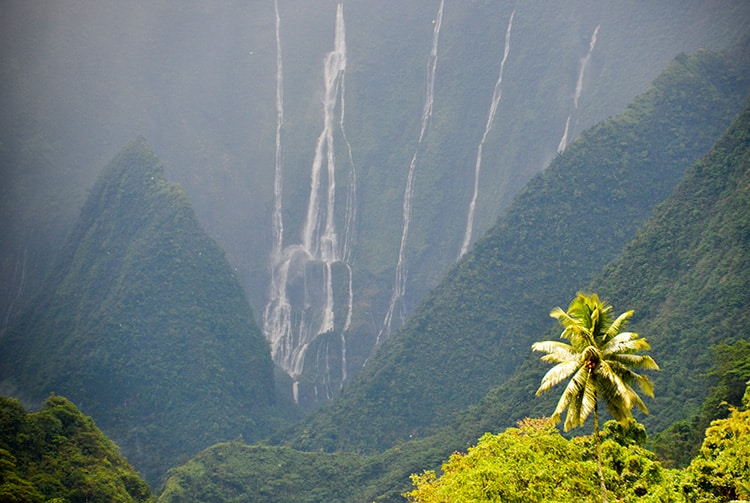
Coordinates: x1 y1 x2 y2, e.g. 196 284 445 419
532 292 658 503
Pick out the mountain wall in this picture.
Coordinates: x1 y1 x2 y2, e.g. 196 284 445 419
280 44 750 453
155 58 750 503
2 1 750 405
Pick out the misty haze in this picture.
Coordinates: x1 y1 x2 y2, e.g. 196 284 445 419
1 1 749 501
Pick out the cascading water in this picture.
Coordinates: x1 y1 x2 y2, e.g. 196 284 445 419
263 3 355 402
271 0 284 258
264 0 290 354
458 8 515 259
558 24 600 153
379 0 445 343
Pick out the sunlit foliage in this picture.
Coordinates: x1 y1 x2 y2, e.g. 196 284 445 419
404 418 681 503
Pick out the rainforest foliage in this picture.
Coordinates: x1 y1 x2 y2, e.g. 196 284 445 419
0 139 277 483
405 404 750 503
280 44 750 455
0 395 151 503
595 96 750 435
651 340 750 468
405 419 671 503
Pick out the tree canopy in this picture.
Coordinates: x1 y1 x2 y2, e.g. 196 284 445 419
0 394 152 503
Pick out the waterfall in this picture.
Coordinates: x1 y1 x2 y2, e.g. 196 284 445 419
459 8 515 259
272 0 284 257
379 0 445 343
558 24 600 153
263 3 355 399
263 0 293 379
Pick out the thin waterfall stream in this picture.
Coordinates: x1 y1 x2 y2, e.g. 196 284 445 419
459 8 515 259
558 24 600 153
379 0 445 343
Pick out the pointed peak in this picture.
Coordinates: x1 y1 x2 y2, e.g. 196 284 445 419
101 136 164 183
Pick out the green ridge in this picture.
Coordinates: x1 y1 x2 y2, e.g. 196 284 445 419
0 139 276 483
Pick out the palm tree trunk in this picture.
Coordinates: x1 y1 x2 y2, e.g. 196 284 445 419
594 401 607 503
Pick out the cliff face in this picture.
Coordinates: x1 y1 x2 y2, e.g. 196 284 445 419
3 1 750 408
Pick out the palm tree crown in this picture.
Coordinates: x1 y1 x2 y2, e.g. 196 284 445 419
532 292 659 431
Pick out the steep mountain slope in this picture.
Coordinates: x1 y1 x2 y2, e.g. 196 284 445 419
371 86 750 500
155 70 750 503
279 44 750 454
596 99 750 433
3 1 750 406
0 139 276 483
398 92 750 495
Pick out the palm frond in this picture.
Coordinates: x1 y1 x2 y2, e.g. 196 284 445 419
589 305 600 332
579 372 598 422
560 367 589 431
630 391 650 414
636 354 659 371
605 310 633 341
536 360 580 395
607 353 659 370
594 361 633 408
532 340 577 363
607 360 657 397
552 370 581 421
633 373 655 398
550 306 573 326
601 332 648 356
564 391 582 431
534 293 658 432
549 308 579 338
604 396 634 423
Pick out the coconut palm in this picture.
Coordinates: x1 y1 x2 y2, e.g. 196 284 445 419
532 292 658 502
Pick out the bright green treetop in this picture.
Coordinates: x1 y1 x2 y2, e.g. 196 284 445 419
533 292 659 431
533 292 659 502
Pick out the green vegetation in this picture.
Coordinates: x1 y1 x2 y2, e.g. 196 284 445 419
0 139 278 483
0 394 152 502
405 404 750 503
533 293 659 501
682 405 750 502
595 97 750 435
159 442 366 503
2 31 750 503
651 341 750 468
534 293 658 430
156 337 750 502
405 380 750 503
405 418 678 503
396 95 750 500
175 53 750 501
